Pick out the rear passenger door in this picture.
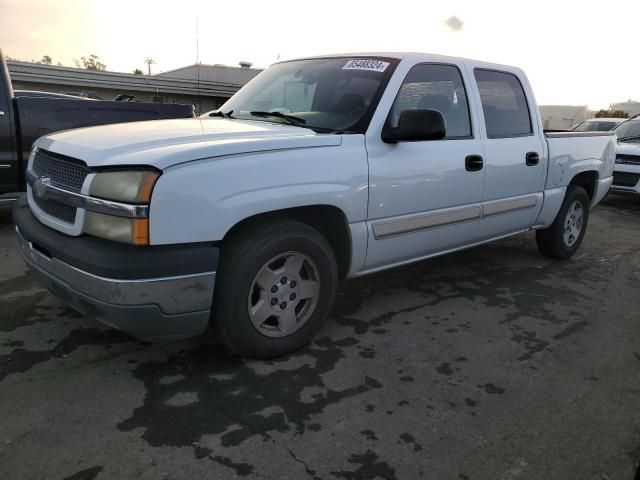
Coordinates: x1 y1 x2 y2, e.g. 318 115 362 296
471 68 546 238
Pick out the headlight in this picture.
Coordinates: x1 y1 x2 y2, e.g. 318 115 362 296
89 170 159 203
84 169 160 245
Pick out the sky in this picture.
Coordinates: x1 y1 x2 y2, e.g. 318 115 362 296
0 0 638 109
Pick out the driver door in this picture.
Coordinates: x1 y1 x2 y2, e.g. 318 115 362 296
364 62 486 270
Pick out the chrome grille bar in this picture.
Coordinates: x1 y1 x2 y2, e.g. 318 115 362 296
27 170 149 219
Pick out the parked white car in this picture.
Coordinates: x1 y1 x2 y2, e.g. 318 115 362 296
13 52 615 358
611 116 640 194
572 117 626 132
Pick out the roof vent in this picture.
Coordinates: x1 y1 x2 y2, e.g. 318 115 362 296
238 61 253 68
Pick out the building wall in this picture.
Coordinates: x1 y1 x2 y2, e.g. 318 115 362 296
539 105 589 130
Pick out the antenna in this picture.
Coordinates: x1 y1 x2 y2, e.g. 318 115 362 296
196 18 201 114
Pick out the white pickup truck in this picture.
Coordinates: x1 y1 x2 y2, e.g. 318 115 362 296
13 53 615 358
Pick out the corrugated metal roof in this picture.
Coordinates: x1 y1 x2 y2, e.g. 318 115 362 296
156 64 263 86
6 61 253 97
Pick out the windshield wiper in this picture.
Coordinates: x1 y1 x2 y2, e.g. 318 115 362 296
210 110 234 119
618 135 640 142
249 111 307 127
248 111 354 134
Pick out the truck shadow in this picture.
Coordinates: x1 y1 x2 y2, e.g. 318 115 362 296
601 192 640 212
0 204 13 224
107 231 606 473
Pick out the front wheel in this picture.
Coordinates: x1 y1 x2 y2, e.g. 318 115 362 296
213 219 338 359
536 185 590 259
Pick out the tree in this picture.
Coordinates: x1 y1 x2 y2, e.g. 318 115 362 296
74 54 107 71
133 68 144 75
594 109 628 119
40 55 52 65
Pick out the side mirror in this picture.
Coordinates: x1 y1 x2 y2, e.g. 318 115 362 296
382 109 447 143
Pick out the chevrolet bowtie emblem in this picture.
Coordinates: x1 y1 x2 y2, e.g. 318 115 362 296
33 176 51 199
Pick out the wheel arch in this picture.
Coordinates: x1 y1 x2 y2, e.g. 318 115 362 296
568 170 598 201
222 205 353 279
534 170 599 229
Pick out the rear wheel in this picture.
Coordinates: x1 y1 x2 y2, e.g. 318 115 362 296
214 219 338 358
536 185 590 259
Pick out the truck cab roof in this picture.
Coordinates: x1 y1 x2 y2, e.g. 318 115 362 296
281 51 524 73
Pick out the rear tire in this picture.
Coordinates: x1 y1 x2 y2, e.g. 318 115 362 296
213 219 338 359
536 185 590 259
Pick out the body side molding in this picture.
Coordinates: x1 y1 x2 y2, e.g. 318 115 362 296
482 193 539 217
370 193 540 240
372 204 481 239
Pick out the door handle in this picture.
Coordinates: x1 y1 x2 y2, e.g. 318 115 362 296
465 155 483 172
526 152 540 166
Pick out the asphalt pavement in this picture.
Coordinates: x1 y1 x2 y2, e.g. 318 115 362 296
1 195 639 480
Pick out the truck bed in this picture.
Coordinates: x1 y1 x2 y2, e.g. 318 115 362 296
2 97 194 194
544 130 616 197
14 96 194 160
545 131 615 138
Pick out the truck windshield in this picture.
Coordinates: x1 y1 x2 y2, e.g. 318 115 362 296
614 120 640 142
215 57 398 133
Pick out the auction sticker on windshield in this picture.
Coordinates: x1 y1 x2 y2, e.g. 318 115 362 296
343 59 389 72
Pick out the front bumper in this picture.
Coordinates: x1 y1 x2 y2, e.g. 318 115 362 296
13 197 218 341
611 165 640 194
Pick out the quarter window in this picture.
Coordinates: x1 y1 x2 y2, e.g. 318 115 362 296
389 64 472 139
474 69 533 138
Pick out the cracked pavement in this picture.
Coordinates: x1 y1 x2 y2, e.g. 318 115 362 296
1 195 640 480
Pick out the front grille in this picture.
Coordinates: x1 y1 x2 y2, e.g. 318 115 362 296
32 150 89 193
613 172 640 187
33 194 77 224
616 154 640 165
31 150 89 224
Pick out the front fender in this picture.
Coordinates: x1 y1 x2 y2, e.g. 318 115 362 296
149 137 368 245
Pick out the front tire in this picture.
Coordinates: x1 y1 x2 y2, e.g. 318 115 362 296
213 219 338 359
536 185 590 259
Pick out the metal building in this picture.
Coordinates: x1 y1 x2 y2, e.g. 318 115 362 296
156 62 261 86
538 105 590 130
609 100 640 117
7 60 263 114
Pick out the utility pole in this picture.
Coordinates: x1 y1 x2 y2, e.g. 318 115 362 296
144 57 155 76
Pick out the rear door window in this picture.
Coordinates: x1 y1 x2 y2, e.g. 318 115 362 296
474 69 533 138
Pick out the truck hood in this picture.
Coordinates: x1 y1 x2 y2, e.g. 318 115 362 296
616 142 640 156
34 118 342 169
